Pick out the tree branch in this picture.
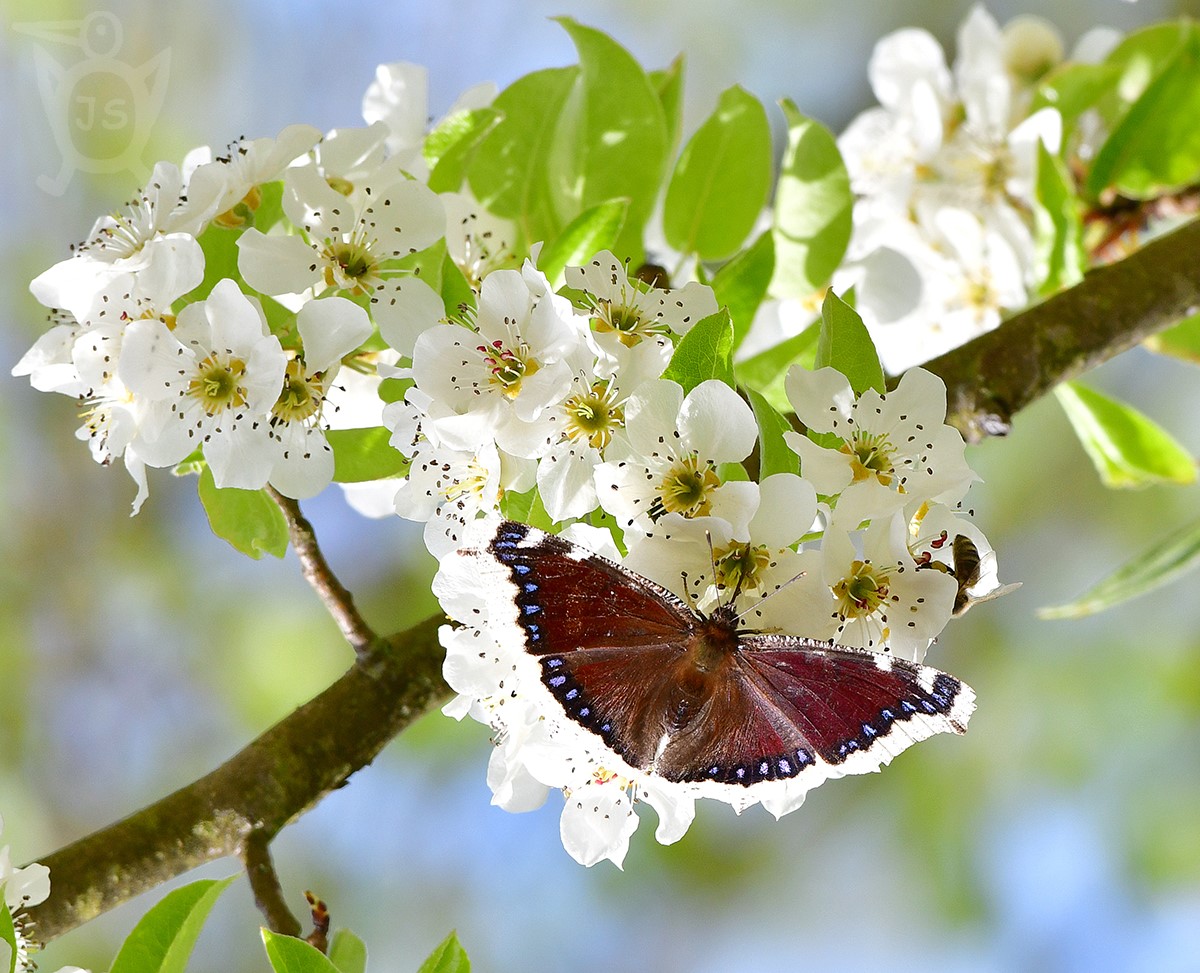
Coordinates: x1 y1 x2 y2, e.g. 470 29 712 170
924 216 1200 442
268 487 377 657
243 830 301 937
24 616 449 945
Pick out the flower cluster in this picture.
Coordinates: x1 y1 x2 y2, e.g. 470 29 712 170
15 51 1011 870
835 5 1067 372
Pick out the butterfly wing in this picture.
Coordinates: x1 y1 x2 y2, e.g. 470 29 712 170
477 520 700 767
655 636 975 788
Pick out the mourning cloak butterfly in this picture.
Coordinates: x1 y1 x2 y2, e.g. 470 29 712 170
467 520 975 796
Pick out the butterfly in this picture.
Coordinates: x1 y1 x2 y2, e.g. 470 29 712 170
465 520 975 793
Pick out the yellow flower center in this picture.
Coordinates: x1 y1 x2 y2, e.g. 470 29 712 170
831 559 890 619
478 340 538 399
591 297 659 348
562 381 624 450
272 359 324 424
188 353 248 415
322 230 380 296
841 431 899 487
713 542 772 595
650 454 720 519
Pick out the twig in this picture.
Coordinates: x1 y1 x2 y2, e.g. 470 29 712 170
24 616 448 944
924 216 1200 443
244 830 301 937
267 487 377 657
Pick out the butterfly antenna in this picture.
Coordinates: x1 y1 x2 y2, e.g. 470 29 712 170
730 563 808 624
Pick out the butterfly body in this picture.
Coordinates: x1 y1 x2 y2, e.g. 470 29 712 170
467 520 975 797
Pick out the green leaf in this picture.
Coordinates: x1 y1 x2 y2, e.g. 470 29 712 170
1143 311 1200 363
1032 61 1122 143
181 222 242 308
468 66 578 247
816 291 884 395
1039 519 1200 619
661 309 735 393
747 388 799 478
197 467 290 559
328 427 408 483
1087 25 1200 199
500 485 554 531
1056 381 1196 489
426 107 504 194
733 321 820 413
1033 141 1085 295
548 18 669 258
417 932 470 973
649 55 686 156
328 930 367 973
261 929 341 973
536 198 629 289
110 876 237 973
1 901 16 973
770 100 852 300
712 231 774 352
662 85 773 261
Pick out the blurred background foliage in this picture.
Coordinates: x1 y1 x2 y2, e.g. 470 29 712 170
2 0 1200 970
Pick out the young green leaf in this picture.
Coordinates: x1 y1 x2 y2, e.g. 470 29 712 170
537 198 629 289
1039 518 1200 619
417 931 471 973
328 930 368 973
661 309 736 393
663 85 772 261
328 427 408 483
747 388 800 478
548 19 669 258
197 467 290 559
649 55 686 156
770 99 852 300
815 291 884 395
500 485 555 531
1056 381 1197 488
712 231 775 351
425 107 503 194
1087 25 1200 199
1143 311 1200 364
1033 141 1085 295
734 320 820 413
261 929 341 973
1032 61 1121 145
109 876 237 973
468 66 578 246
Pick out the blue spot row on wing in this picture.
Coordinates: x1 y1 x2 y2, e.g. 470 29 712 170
699 747 815 786
539 657 619 747
823 674 963 765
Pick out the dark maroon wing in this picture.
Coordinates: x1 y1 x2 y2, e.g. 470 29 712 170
655 636 974 787
485 521 697 768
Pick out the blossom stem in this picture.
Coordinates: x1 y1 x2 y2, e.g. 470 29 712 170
244 829 302 937
22 618 449 944
267 486 377 657
925 216 1200 442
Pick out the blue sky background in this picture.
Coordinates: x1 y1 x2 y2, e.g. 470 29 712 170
3 1 1200 971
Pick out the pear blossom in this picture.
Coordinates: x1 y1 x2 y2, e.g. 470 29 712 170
236 160 445 307
565 250 718 351
784 366 975 529
118 279 287 489
408 263 586 458
183 123 323 229
594 379 760 540
621 472 818 617
257 296 374 499
781 512 960 659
